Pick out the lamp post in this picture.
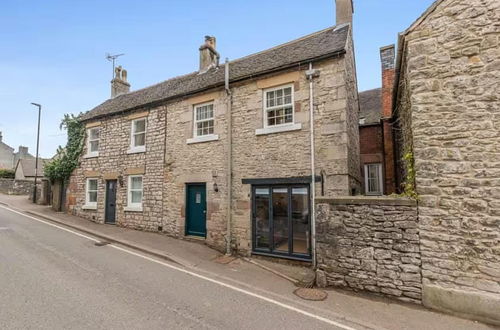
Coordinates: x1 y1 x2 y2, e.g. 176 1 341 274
31 103 41 203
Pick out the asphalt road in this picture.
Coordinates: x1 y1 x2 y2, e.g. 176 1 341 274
0 206 354 330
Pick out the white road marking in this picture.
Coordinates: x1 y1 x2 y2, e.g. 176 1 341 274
0 205 360 330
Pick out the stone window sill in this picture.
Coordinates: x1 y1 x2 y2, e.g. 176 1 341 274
127 146 146 154
124 206 143 212
82 204 97 210
83 153 99 159
186 134 219 144
255 123 302 136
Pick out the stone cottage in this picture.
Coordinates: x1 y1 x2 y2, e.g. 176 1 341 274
69 0 360 262
0 132 34 170
393 0 500 324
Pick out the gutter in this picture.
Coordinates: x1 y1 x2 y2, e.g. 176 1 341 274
79 50 346 123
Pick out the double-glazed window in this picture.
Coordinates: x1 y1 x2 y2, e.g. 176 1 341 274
194 102 215 137
86 127 100 157
253 185 310 260
364 163 383 195
85 178 98 207
264 85 294 127
128 175 143 209
130 118 146 152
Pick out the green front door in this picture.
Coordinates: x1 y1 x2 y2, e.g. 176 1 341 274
186 184 207 237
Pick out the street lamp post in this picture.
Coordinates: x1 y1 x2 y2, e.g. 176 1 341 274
31 103 41 203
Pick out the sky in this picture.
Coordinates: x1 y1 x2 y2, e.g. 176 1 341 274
0 0 435 158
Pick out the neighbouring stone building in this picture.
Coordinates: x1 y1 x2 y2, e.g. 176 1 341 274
393 0 500 324
0 132 34 170
69 0 361 260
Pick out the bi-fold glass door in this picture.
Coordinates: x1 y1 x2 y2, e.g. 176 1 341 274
252 185 311 260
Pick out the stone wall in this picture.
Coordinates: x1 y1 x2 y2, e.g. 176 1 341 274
315 196 421 303
71 107 166 231
0 178 34 195
395 0 500 324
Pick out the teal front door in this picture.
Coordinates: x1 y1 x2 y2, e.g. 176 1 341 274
186 184 207 237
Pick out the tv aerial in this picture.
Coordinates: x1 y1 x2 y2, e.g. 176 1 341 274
106 53 125 79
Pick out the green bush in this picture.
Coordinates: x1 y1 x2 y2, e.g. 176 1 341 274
44 113 85 183
0 169 15 179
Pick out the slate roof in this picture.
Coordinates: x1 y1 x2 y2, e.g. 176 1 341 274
359 88 382 126
15 158 47 177
81 24 350 121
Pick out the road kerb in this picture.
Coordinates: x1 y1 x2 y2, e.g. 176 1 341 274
23 210 190 268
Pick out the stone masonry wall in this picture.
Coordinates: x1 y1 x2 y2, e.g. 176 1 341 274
0 178 34 195
315 197 421 303
71 107 166 231
397 0 500 301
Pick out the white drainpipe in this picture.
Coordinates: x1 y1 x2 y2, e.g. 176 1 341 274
225 58 233 256
306 62 319 268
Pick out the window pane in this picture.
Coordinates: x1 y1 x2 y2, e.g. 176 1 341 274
131 176 142 189
90 140 99 152
134 119 146 133
90 128 100 139
134 133 145 146
366 164 381 194
88 179 97 191
131 191 142 203
88 191 97 203
272 188 289 252
292 188 309 254
255 188 270 250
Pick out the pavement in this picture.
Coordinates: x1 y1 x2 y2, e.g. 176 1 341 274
0 193 495 330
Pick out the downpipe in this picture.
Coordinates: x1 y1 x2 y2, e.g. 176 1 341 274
306 62 320 269
225 58 233 256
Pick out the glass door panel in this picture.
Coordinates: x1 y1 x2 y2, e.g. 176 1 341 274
272 188 289 253
292 187 310 255
254 188 270 250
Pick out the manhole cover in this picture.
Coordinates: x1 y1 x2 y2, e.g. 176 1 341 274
94 241 110 247
293 288 328 301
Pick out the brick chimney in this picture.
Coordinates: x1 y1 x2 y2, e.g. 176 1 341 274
199 36 219 73
380 45 395 118
379 44 396 194
336 0 354 26
111 65 130 98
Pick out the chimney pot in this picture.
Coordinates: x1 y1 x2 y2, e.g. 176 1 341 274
335 0 354 26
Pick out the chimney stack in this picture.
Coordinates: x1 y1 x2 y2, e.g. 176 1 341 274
199 36 220 73
379 44 397 194
380 45 395 118
111 65 130 98
18 146 28 156
336 0 354 26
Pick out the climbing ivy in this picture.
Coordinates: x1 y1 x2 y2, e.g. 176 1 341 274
402 150 418 199
44 114 85 183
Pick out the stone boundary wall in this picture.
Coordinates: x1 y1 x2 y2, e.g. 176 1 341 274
0 178 34 195
315 196 421 303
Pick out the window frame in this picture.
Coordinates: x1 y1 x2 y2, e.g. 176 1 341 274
86 127 100 158
263 84 295 129
127 175 143 209
129 118 147 153
364 163 384 196
193 101 216 138
84 178 98 209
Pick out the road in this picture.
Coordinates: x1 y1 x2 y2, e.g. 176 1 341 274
0 205 356 330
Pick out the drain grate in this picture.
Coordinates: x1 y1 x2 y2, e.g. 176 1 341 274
94 241 111 247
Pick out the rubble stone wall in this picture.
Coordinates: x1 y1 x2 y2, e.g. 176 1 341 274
315 196 421 303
